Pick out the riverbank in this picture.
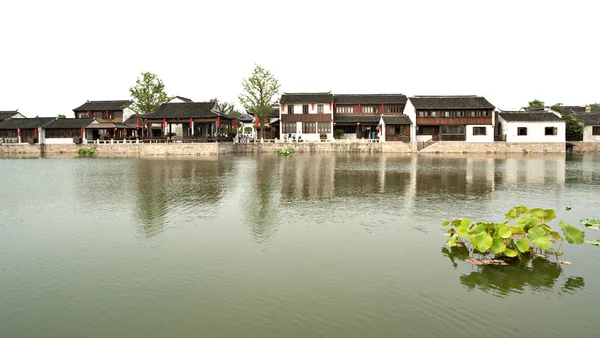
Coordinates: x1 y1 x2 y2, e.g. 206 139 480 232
0 141 598 156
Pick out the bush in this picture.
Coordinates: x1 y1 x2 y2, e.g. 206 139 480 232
276 146 294 156
334 129 345 139
76 147 97 157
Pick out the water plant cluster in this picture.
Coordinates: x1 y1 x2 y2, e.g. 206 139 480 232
276 146 294 156
76 147 98 157
442 206 599 264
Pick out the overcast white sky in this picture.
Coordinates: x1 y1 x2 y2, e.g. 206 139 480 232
1 0 598 117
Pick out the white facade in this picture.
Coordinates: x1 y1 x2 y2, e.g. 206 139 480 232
498 118 566 143
583 125 600 142
280 102 334 141
465 125 494 142
404 100 418 142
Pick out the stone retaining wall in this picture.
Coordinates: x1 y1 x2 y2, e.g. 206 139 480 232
0 143 226 157
420 142 567 153
569 142 600 153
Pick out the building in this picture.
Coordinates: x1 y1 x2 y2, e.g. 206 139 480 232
0 117 55 143
378 115 413 142
333 94 409 140
406 96 495 142
73 100 135 141
497 111 565 143
279 92 334 141
0 110 26 122
575 113 600 142
42 118 97 144
247 105 280 139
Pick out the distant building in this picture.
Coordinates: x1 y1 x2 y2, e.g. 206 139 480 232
497 111 565 143
279 92 334 141
0 110 26 122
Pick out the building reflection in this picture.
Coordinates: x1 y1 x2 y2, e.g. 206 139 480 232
442 246 584 298
134 158 229 238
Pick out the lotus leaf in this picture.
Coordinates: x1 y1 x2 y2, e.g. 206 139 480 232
528 227 553 250
498 226 512 239
470 232 493 252
447 234 458 247
559 221 585 245
529 208 557 223
581 218 600 230
515 238 530 253
503 248 518 257
584 239 600 246
489 238 507 254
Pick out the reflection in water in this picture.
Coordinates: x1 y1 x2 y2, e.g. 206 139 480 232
442 246 584 298
134 158 230 237
243 156 279 243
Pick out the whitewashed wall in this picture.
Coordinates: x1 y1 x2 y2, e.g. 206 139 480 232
404 100 417 142
583 125 600 142
466 125 494 142
499 118 566 142
280 102 333 140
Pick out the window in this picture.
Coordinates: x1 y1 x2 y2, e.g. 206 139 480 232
287 105 294 114
336 125 356 133
46 128 82 138
444 111 450 117
282 123 296 134
361 106 374 113
418 111 425 117
336 106 353 114
318 122 330 133
302 105 309 114
302 122 316 133
388 105 401 113
317 104 323 113
471 111 476 117
441 126 465 134
593 126 600 135
430 111 438 117
483 111 489 117
473 127 487 135
456 111 464 117
518 127 528 136
545 127 557 136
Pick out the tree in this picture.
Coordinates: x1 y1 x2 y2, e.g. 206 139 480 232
238 65 280 139
562 114 583 141
127 72 172 114
57 114 66 119
551 103 563 113
209 98 242 118
528 99 545 108
588 103 600 109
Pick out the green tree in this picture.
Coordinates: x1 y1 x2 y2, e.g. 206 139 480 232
57 114 66 119
126 72 172 114
238 65 280 139
528 99 545 108
551 103 563 113
588 103 600 109
562 114 583 141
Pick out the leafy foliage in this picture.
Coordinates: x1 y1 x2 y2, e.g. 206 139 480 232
76 147 97 157
562 114 583 141
127 72 172 114
588 103 600 109
210 98 242 118
238 65 280 138
57 114 66 119
442 206 588 263
276 146 294 156
334 129 345 139
528 99 545 107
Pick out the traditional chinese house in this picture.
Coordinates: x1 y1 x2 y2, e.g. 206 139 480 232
42 118 96 144
0 117 54 143
497 111 565 143
279 92 334 141
0 110 26 123
247 106 280 139
333 94 408 140
73 100 136 140
407 96 495 142
140 102 237 142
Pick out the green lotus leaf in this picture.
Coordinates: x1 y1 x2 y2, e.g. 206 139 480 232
528 227 553 250
559 221 585 244
529 208 557 223
447 234 458 247
490 238 507 254
498 227 512 239
468 223 486 235
470 232 493 252
457 226 471 239
566 206 572 211
517 217 538 229
505 206 529 220
507 226 525 235
451 219 462 227
504 248 518 257
460 218 473 229
515 238 530 253
584 239 600 246
548 230 563 241
581 217 600 230
442 221 450 226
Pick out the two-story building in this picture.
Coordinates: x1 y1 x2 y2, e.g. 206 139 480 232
279 92 334 141
73 100 135 140
333 94 410 140
406 96 495 142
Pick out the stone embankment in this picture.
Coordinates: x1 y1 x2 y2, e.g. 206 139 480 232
0 141 598 157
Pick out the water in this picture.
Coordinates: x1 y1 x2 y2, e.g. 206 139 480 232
1 153 599 337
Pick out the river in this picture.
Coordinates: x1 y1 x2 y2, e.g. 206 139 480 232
1 153 599 337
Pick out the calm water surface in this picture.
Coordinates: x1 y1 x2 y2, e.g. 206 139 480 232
1 153 599 337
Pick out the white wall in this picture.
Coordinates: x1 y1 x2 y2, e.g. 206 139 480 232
44 138 77 144
280 102 333 140
500 118 566 142
466 125 494 142
122 108 135 122
404 100 417 142
583 125 600 142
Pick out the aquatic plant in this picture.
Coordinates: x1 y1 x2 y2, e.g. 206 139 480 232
442 205 593 264
76 147 98 157
581 217 600 245
276 146 294 156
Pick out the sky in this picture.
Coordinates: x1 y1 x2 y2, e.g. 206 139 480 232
1 0 599 117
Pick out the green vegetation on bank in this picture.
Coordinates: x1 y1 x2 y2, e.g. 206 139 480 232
76 147 98 157
276 146 294 156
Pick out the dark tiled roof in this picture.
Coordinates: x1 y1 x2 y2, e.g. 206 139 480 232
334 94 407 105
498 112 563 122
245 107 280 118
43 118 96 129
124 114 143 124
334 115 381 123
239 114 253 122
280 92 333 104
574 113 600 125
381 115 412 125
409 96 495 109
0 117 55 129
145 102 234 119
73 100 131 112
0 111 21 120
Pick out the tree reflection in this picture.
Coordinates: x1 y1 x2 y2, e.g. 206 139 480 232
442 247 585 297
243 156 279 243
